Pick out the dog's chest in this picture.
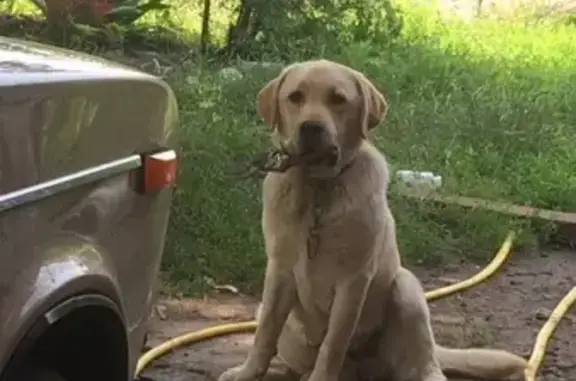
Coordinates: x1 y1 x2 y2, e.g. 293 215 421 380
290 213 376 347
293 204 372 313
293 238 337 312
266 173 382 311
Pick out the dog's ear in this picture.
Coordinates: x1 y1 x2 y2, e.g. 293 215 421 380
257 65 294 129
352 70 387 137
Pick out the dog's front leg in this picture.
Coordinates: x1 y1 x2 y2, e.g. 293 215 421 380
308 272 372 381
224 258 297 381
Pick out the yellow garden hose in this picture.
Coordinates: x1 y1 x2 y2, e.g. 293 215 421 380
135 231 574 381
524 286 576 381
423 231 516 302
136 321 258 376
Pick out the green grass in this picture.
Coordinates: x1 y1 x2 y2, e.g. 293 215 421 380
3 0 574 295
162 4 576 294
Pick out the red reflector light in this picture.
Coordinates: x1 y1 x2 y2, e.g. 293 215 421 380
142 150 177 193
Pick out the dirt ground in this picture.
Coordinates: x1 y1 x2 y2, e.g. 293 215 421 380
140 249 575 381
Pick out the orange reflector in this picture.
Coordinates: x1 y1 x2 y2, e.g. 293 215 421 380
142 150 178 193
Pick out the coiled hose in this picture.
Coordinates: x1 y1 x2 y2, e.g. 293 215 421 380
136 231 575 381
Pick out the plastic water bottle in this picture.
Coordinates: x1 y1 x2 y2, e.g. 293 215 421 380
396 170 442 193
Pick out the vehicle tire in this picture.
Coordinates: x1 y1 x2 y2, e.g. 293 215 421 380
13 366 67 381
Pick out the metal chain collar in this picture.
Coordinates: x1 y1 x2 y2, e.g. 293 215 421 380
307 186 325 259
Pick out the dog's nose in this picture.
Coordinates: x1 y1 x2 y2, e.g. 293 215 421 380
299 122 325 151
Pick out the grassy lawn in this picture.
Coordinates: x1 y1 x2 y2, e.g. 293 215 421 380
163 4 576 294
3 0 575 295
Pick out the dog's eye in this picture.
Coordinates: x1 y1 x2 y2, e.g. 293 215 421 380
288 91 304 104
329 91 348 106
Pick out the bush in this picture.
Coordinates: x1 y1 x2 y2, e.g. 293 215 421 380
1 0 170 26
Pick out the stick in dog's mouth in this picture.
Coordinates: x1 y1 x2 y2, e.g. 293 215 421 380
255 148 337 172
232 144 338 179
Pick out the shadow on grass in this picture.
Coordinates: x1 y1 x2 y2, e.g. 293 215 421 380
343 38 576 268
9 12 568 295
161 27 576 295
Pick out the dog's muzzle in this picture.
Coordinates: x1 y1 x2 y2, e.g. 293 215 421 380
298 121 339 166
299 122 325 151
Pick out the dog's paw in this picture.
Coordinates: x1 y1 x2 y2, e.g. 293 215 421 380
218 364 261 381
300 370 337 381
218 366 243 381
298 372 311 381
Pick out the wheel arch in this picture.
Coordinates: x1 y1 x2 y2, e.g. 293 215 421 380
1 293 130 381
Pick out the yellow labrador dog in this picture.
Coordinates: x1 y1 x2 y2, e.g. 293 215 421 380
219 60 527 381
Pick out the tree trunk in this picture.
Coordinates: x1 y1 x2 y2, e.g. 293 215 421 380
200 0 211 53
226 0 254 56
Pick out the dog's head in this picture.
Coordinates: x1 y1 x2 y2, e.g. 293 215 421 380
257 59 387 178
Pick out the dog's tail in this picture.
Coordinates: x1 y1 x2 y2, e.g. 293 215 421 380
436 345 527 380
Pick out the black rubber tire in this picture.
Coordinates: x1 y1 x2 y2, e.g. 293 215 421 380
13 366 67 381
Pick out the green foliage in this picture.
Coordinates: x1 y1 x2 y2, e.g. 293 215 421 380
187 0 404 59
7 0 170 26
161 3 576 295
101 0 170 26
